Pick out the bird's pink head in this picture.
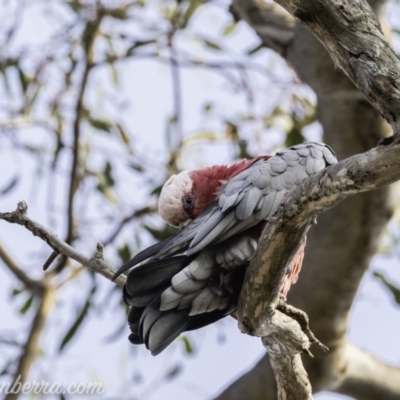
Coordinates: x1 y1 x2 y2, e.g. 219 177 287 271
158 157 270 227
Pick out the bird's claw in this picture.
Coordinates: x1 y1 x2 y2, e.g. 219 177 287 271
276 298 329 354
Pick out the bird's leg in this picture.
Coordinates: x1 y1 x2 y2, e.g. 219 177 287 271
277 296 329 354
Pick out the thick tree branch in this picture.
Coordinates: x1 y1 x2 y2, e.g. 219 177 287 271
273 0 400 133
235 140 400 399
335 342 400 400
238 139 400 333
268 352 311 400
218 1 396 399
0 202 125 288
230 0 295 55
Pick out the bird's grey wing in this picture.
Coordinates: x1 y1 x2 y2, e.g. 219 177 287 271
152 202 222 259
187 142 337 255
113 236 176 279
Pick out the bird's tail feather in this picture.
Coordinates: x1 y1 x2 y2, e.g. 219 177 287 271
124 254 228 355
124 256 194 298
128 300 227 355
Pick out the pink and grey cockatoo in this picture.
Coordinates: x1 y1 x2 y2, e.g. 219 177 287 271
114 142 337 355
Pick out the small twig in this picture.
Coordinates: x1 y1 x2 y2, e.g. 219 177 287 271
168 30 183 151
42 250 60 271
0 239 44 294
0 201 126 288
56 265 85 289
102 205 157 246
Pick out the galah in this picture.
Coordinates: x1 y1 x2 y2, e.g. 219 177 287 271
114 142 337 355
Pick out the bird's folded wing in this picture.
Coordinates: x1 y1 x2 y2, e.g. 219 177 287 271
185 142 337 255
134 142 337 261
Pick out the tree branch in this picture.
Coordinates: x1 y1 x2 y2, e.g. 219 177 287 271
5 283 56 400
238 139 400 334
218 1 396 399
260 311 313 400
0 242 43 293
273 0 400 133
0 201 126 288
335 342 400 400
102 205 157 246
234 139 400 399
60 7 105 273
231 0 295 55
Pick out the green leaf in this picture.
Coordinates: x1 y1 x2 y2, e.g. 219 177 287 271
12 288 25 297
0 176 19 195
223 22 237 36
126 40 155 56
129 162 143 173
285 127 304 147
179 336 194 354
118 244 132 264
247 43 263 55
66 0 82 13
237 139 252 159
203 40 221 51
116 123 131 147
144 224 178 241
17 67 30 94
179 0 202 29
225 122 239 141
108 8 129 20
104 162 114 186
89 118 112 133
19 295 34 314
374 272 400 304
96 162 116 203
59 287 96 352
203 102 213 113
150 185 163 196
109 62 119 85
164 364 182 381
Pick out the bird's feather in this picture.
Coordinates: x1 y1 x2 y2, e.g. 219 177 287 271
120 142 337 355
125 256 193 297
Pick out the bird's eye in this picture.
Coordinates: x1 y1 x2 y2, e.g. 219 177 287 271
182 193 196 215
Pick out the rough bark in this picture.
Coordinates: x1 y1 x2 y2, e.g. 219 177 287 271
238 140 400 334
217 0 399 399
275 0 400 134
230 0 295 55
